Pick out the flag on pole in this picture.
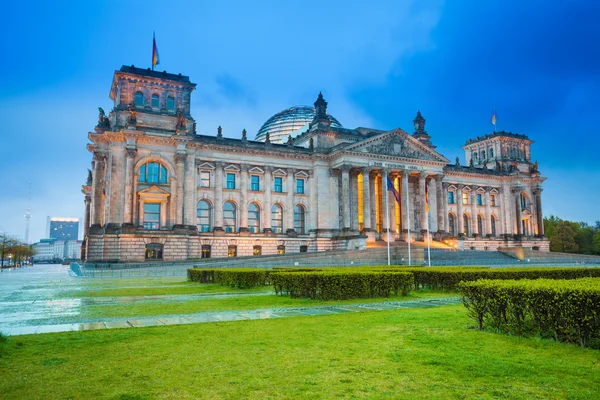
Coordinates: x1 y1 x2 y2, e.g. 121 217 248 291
387 177 401 205
491 109 497 127
152 32 160 70
425 182 429 213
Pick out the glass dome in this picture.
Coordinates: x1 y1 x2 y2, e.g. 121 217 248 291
255 106 342 143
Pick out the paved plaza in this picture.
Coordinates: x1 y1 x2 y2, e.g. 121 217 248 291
0 264 460 336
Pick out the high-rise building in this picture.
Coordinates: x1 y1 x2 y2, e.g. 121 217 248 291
47 217 79 240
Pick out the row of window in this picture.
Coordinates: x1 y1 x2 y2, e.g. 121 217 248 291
472 148 495 162
448 214 497 237
448 192 497 206
134 91 176 110
146 243 308 260
139 162 306 194
198 201 306 234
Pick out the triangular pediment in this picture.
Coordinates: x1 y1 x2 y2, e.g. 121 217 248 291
343 129 448 163
138 185 170 195
249 166 265 174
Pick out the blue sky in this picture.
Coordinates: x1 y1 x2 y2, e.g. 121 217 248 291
1 0 599 242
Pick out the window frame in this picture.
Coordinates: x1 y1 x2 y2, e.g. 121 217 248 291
447 191 455 204
274 177 283 193
197 200 211 232
134 91 144 106
271 204 283 233
145 243 163 260
476 193 483 206
462 192 469 205
277 245 285 255
201 245 211 258
250 175 260 191
143 202 161 230
166 95 175 111
253 245 262 256
223 201 237 233
248 203 261 233
294 205 306 234
151 94 160 107
199 171 211 188
139 162 168 184
296 178 305 194
228 245 237 257
226 173 236 190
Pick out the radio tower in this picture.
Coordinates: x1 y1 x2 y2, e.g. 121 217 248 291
24 182 32 244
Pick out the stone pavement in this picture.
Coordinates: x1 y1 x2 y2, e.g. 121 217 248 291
0 264 461 336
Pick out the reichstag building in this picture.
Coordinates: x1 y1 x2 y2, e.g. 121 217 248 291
82 66 549 262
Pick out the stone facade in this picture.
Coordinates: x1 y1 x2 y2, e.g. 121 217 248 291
82 66 548 262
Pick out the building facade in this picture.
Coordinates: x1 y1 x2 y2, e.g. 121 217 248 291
82 66 548 262
47 217 80 240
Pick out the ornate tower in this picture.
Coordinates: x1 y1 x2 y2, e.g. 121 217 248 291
412 111 435 148
310 92 332 129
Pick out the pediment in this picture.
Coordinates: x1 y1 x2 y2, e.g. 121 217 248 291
224 164 240 172
249 166 265 174
295 170 309 178
138 185 170 195
343 129 448 163
196 162 215 170
272 168 287 176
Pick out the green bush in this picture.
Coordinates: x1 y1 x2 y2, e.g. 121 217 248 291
459 278 600 348
401 267 600 291
271 271 414 300
187 268 270 289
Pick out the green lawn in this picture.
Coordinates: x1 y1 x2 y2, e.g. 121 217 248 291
1 305 599 399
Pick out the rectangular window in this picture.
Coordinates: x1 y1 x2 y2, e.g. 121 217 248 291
300 245 308 253
274 177 283 192
277 245 285 255
296 178 305 194
490 194 496 207
476 193 483 206
253 245 262 256
143 203 160 230
145 244 163 260
226 173 236 189
199 171 210 188
201 245 211 258
448 191 454 204
251 175 260 191
462 192 469 205
228 245 237 257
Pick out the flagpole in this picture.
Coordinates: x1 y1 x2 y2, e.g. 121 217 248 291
385 177 391 266
426 208 431 267
407 182 411 266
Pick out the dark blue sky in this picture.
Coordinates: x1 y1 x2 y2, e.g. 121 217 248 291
1 0 598 242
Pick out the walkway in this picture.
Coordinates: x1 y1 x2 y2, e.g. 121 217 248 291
1 297 461 336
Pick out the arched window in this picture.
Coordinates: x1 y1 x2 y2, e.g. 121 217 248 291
151 94 159 107
463 214 470 236
477 215 484 236
197 200 211 232
491 215 497 237
294 205 306 234
473 152 478 162
489 148 494 159
139 162 168 184
166 96 175 111
481 151 486 160
223 202 237 233
134 91 144 106
448 214 456 236
248 203 261 233
271 204 283 233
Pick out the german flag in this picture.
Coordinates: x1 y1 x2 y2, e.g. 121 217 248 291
425 182 429 213
152 32 160 70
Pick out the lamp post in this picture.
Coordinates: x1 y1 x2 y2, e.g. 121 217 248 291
8 254 12 267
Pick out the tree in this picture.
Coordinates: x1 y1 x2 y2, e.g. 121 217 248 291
550 221 579 253
0 233 19 267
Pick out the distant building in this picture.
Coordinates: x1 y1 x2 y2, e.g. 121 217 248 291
47 217 79 240
32 238 82 263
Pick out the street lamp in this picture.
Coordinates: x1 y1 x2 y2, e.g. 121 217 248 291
8 254 12 266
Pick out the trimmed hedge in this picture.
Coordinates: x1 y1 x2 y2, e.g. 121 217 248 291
271 271 414 300
187 268 270 288
459 278 600 348
401 267 600 291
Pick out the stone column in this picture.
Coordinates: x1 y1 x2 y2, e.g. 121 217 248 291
213 161 224 231
361 167 372 232
309 170 317 231
387 172 397 238
369 170 377 234
263 165 272 233
83 196 91 237
485 187 492 237
183 154 196 226
239 164 249 232
340 165 351 230
471 191 478 236
91 152 107 226
442 183 449 234
435 175 445 233
286 168 295 233
513 188 523 236
123 148 137 225
534 188 545 236
457 185 464 236
160 199 168 228
138 199 145 228
419 172 428 235
174 153 186 225
169 177 177 227
350 170 359 231
401 170 409 238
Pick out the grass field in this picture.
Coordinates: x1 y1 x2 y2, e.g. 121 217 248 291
1 305 599 399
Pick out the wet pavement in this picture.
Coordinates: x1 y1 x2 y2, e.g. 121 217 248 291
0 264 461 336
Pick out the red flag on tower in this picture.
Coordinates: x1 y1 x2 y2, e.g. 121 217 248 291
152 32 160 70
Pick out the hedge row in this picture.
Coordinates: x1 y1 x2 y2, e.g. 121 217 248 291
271 271 414 300
400 267 600 291
459 278 600 348
187 268 271 288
